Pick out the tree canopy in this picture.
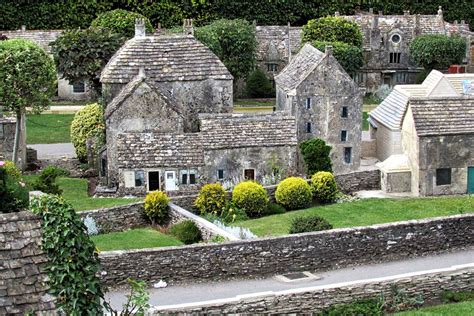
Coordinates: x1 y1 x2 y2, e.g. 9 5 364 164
302 17 363 48
311 40 364 75
299 138 333 176
91 9 154 38
409 35 467 70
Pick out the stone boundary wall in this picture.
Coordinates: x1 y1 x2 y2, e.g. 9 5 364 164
99 213 474 287
150 264 474 314
0 211 55 314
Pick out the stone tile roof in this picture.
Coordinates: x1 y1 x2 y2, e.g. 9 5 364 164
274 43 325 92
410 97 474 136
369 88 410 130
101 34 232 84
255 26 302 61
0 29 62 54
117 133 204 168
200 113 297 149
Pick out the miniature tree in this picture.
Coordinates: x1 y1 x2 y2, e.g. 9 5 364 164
91 9 153 39
299 138 333 176
410 35 467 71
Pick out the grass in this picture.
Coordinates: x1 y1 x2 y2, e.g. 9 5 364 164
236 196 474 237
234 99 275 107
91 228 183 251
363 112 369 131
394 301 474 315
26 114 74 144
363 94 381 105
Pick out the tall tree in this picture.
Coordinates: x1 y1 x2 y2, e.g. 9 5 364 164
0 39 56 166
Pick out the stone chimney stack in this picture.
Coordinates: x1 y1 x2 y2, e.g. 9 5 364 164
21 25 26 32
437 6 443 19
135 19 146 38
325 45 333 56
183 19 194 35
369 8 374 14
334 11 340 17
378 11 383 16
138 66 146 78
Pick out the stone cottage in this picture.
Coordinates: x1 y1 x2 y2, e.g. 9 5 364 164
275 43 362 174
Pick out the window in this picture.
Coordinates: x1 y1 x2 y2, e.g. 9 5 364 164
395 72 408 83
305 97 312 109
72 81 85 93
389 52 401 64
341 130 348 142
244 169 255 180
344 147 352 164
181 172 188 185
306 122 312 133
135 171 145 187
267 63 278 72
189 171 196 184
341 106 348 118
217 169 224 180
390 34 401 44
180 169 197 185
436 168 451 186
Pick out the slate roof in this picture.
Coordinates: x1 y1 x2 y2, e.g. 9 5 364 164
200 113 297 150
116 133 204 168
100 34 232 84
255 26 302 61
274 43 325 92
410 97 474 136
0 29 62 54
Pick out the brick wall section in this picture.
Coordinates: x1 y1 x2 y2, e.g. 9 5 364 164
0 211 55 314
151 265 474 314
99 213 474 288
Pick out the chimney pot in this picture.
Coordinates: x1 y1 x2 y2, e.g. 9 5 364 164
135 19 146 38
335 11 340 17
183 19 194 35
21 25 26 32
438 6 443 17
325 45 333 56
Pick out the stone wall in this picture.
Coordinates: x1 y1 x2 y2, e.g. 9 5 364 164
335 168 381 193
99 213 474 287
151 264 474 314
0 211 55 314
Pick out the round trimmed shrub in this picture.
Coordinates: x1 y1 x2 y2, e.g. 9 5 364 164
232 181 269 217
144 190 170 225
194 183 227 215
91 9 153 38
169 220 202 244
311 171 338 203
289 215 333 234
70 103 105 162
275 177 312 210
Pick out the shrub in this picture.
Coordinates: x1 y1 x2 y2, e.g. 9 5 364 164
289 215 333 234
321 298 384 316
144 190 170 225
441 290 474 303
410 35 467 70
275 177 312 210
311 40 364 75
232 181 269 217
311 171 338 203
374 84 392 101
262 203 286 216
70 103 105 162
169 220 202 244
0 162 28 213
3 160 21 179
31 166 68 195
302 17 363 48
219 202 249 223
91 9 153 38
194 183 227 215
299 138 333 176
246 68 274 98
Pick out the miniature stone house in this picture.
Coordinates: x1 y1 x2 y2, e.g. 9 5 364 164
275 43 363 174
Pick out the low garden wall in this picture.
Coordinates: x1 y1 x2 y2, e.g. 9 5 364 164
99 213 474 287
151 264 474 314
0 211 55 315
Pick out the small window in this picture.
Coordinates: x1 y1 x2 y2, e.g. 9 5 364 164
189 171 197 185
305 97 312 109
181 173 188 185
180 169 197 185
344 147 352 164
436 168 451 186
389 52 401 64
341 130 348 142
390 34 401 44
341 106 348 118
217 169 224 180
267 63 278 72
135 171 145 187
244 169 255 180
306 122 312 133
395 72 408 83
72 81 85 93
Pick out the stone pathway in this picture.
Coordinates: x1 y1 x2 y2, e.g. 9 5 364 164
29 143 76 159
355 190 414 199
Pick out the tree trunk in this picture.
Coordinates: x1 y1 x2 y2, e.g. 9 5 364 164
12 111 22 166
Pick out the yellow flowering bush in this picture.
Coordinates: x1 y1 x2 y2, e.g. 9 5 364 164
275 177 312 210
144 190 170 225
231 181 269 217
194 183 227 215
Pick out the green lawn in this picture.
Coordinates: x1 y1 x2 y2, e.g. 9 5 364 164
92 228 183 251
234 99 275 107
26 114 74 144
394 301 474 315
363 94 381 105
236 196 474 237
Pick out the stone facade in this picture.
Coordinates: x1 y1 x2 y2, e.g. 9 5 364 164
0 115 27 170
0 211 55 314
99 213 474 287
275 44 363 174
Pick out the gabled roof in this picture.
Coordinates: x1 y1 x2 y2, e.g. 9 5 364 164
274 43 325 92
255 25 302 60
100 34 233 84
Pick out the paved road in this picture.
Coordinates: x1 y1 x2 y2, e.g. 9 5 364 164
105 248 474 310
29 143 76 159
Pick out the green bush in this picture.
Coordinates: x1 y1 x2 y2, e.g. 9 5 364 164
410 35 467 70
311 171 338 203
321 298 384 316
219 202 249 223
194 183 227 215
31 166 69 195
302 16 363 48
441 290 474 303
70 103 105 163
0 162 28 213
144 190 170 225
311 41 364 75
275 177 312 210
246 68 274 98
262 203 286 216
232 181 269 217
169 220 202 244
91 9 153 38
299 138 333 176
289 215 333 234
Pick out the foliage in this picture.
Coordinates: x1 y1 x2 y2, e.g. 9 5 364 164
299 138 333 176
219 202 249 223
275 177 312 210
119 278 151 315
144 190 170 225
31 166 69 195
50 27 124 95
302 17 363 48
246 68 274 98
311 41 364 75
410 35 467 70
375 84 393 101
289 215 333 234
311 172 338 203
262 203 286 216
2 161 21 179
0 162 29 213
0 34 8 41
320 298 384 316
231 181 269 217
70 103 105 163
383 284 424 312
30 194 104 315
195 19 257 80
83 215 99 236
441 290 474 303
91 9 153 39
194 183 227 215
169 220 202 244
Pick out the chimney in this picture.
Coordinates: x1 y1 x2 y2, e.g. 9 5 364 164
325 45 333 56
437 6 443 19
183 19 194 35
371 15 379 29
334 11 340 17
403 10 410 16
378 11 383 16
21 25 26 32
135 19 146 38
369 8 374 14
138 66 146 78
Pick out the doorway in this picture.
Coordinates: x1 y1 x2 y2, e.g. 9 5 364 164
468 167 474 194
244 169 255 181
148 171 160 191
165 171 177 191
